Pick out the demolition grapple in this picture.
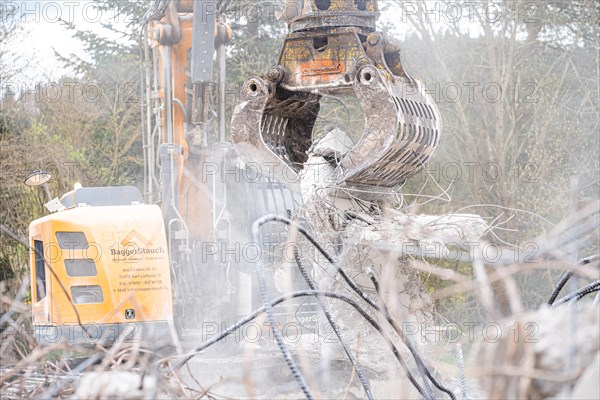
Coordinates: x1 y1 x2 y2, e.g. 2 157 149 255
231 0 442 198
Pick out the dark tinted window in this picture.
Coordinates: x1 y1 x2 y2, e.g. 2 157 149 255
56 231 88 250
70 285 104 304
65 259 97 277
34 240 46 301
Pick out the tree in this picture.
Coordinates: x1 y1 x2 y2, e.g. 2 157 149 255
392 0 599 239
383 0 599 313
0 12 31 285
0 5 26 84
0 1 147 287
51 1 146 186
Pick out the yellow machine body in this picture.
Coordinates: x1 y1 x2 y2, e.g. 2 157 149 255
29 197 173 345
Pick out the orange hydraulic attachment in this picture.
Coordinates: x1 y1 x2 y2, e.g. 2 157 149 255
231 0 442 198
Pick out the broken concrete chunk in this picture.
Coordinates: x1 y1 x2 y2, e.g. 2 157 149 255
73 371 157 400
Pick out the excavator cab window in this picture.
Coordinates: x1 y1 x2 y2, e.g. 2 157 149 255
56 231 88 250
70 285 104 304
65 259 98 277
34 240 46 302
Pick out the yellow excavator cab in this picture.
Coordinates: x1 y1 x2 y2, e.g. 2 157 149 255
29 186 173 346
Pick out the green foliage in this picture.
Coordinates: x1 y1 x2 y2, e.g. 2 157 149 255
54 0 145 75
0 1 146 286
419 257 481 322
52 2 144 187
227 1 287 80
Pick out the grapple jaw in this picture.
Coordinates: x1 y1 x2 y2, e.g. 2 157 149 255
231 78 321 189
231 0 442 198
343 66 442 194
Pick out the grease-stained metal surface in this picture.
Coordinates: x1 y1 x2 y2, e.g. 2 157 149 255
232 0 442 198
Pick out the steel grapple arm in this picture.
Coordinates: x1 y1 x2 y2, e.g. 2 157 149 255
231 0 442 198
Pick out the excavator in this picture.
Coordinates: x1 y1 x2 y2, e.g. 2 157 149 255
27 0 441 354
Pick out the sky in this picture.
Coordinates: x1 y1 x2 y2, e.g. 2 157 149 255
4 0 131 81
2 0 488 83
4 0 432 81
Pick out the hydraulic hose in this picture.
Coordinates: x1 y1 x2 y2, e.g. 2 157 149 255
293 250 373 400
368 271 456 400
171 289 428 397
252 217 314 400
547 255 599 306
254 215 455 399
552 280 600 307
